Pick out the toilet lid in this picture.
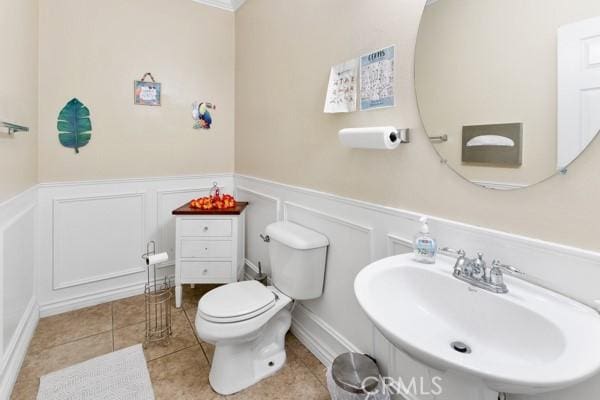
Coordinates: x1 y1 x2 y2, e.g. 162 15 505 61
198 281 276 323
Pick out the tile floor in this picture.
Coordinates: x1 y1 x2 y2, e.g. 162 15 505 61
10 285 330 400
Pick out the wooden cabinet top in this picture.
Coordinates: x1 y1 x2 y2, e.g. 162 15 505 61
172 201 248 216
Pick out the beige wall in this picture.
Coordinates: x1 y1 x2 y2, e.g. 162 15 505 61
38 0 235 182
0 0 38 202
235 0 600 252
416 0 600 186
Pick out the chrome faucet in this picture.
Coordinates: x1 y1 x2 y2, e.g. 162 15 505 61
442 248 523 294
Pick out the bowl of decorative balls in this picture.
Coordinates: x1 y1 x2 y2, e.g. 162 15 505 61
189 193 236 210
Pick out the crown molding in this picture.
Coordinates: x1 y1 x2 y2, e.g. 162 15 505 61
192 0 247 12
425 0 440 6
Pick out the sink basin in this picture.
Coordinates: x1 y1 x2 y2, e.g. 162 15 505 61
354 253 600 394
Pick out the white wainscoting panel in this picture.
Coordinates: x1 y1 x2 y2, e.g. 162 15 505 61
387 233 414 256
156 187 212 261
4 173 600 399
236 186 281 275
0 187 38 400
52 193 146 289
2 206 35 348
236 174 600 400
37 174 234 317
284 201 375 353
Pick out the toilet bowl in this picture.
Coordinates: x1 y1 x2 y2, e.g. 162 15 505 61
195 221 329 395
195 281 292 395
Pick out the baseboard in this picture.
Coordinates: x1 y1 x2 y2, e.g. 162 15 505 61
245 259 260 275
39 271 177 318
290 302 362 368
0 297 39 400
39 282 146 318
244 259 272 284
291 317 333 368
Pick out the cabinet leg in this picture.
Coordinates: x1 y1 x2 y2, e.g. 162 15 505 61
175 285 182 308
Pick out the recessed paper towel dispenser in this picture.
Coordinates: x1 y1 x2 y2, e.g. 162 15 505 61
462 123 522 167
339 127 409 150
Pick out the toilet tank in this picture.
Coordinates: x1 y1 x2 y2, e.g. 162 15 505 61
265 222 329 300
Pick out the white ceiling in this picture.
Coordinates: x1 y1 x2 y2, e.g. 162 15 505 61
192 0 247 12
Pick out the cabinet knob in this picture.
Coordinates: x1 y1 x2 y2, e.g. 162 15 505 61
203 269 208 274
203 226 209 232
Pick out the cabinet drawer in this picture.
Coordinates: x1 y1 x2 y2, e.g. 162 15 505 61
180 261 232 280
181 240 232 259
180 219 232 237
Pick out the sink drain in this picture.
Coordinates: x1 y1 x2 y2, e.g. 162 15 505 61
451 341 472 354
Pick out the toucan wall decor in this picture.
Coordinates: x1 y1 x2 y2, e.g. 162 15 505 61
192 102 216 130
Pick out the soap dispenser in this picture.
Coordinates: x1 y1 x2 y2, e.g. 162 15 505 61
413 216 437 264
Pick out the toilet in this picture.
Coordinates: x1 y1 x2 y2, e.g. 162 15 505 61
195 221 329 395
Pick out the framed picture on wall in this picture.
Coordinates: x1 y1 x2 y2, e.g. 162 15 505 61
134 73 161 106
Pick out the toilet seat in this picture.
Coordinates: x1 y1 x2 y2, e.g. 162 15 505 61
198 280 276 323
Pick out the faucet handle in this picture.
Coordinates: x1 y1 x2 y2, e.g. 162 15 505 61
442 247 466 257
491 260 523 275
471 252 487 279
443 247 470 277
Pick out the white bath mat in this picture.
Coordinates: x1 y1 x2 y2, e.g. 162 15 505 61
37 344 155 400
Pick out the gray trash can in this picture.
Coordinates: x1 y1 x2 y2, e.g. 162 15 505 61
326 353 390 400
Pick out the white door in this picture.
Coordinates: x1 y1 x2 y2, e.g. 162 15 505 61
557 16 600 169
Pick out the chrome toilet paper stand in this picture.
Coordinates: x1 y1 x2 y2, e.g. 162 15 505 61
141 241 173 348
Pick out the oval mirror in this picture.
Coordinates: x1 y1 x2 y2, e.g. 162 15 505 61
415 0 600 190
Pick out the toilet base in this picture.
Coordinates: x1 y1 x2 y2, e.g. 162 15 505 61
208 308 292 395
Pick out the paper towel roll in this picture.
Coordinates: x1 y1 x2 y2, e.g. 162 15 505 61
338 127 400 150
147 252 169 266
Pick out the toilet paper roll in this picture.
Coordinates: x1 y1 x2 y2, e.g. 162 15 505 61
338 127 400 150
147 252 169 266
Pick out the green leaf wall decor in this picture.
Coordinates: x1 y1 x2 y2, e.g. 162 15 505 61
57 98 92 154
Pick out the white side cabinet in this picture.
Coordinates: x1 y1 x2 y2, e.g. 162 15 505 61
173 202 247 308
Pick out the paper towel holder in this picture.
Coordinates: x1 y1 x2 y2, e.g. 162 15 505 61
350 128 409 144
394 128 410 144
338 127 411 149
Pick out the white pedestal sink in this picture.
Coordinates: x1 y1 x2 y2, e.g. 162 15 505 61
354 253 600 396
